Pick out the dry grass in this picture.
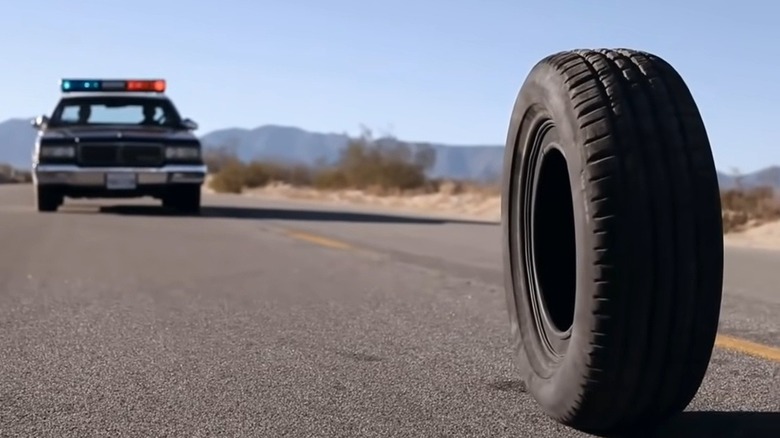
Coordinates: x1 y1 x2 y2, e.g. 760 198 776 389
209 165 780 234
204 131 504 220
204 134 780 234
229 183 780 234
0 163 31 184
206 129 436 193
720 186 780 233
234 180 503 221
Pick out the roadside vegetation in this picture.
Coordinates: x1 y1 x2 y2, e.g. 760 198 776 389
205 133 780 234
0 163 31 184
720 185 780 233
205 128 500 197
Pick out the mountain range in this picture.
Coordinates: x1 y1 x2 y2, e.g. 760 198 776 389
0 117 775 189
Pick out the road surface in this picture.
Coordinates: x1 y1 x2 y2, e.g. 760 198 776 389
0 184 778 437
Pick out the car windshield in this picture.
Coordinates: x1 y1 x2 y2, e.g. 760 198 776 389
48 96 184 128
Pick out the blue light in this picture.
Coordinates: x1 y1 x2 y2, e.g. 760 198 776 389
60 79 103 92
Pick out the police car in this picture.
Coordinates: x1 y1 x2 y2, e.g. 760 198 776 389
30 78 207 214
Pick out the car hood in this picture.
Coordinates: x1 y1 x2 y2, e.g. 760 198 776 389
40 125 198 142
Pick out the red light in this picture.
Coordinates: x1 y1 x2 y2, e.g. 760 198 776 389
126 80 166 92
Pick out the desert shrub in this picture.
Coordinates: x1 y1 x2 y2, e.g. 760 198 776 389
326 131 435 192
312 168 349 190
206 127 438 194
720 186 780 233
203 144 242 173
0 163 32 184
202 138 780 237
209 160 248 193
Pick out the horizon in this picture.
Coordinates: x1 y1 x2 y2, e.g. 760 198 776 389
2 0 779 174
1 115 777 177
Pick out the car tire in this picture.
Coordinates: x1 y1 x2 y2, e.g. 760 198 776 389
164 185 201 215
36 186 62 212
501 48 724 436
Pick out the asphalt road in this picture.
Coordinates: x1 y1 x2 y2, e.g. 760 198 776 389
0 184 778 438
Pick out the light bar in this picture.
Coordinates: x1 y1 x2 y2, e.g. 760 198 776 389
60 79 166 93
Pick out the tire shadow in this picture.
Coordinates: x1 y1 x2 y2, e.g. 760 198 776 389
92 204 498 226
632 411 780 438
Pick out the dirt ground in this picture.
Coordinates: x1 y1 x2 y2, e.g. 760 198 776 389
722 220 780 250
205 181 502 223
204 180 780 251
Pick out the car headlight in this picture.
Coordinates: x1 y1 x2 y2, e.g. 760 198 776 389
39 146 75 158
165 146 200 160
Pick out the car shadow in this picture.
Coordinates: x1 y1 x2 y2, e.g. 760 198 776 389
90 204 499 226
628 411 780 438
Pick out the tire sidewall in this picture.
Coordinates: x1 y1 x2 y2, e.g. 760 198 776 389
503 60 598 416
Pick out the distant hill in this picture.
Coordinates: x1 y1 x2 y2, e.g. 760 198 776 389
199 125 503 181
0 117 775 187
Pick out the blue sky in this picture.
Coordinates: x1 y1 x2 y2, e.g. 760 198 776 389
1 0 778 173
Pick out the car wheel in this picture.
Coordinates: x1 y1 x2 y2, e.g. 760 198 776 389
36 186 62 212
164 185 201 215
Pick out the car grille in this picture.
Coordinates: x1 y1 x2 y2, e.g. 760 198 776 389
78 144 164 167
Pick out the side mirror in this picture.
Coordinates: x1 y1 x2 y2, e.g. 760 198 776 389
182 118 198 131
32 115 49 129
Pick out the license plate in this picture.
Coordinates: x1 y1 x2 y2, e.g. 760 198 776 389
106 173 137 190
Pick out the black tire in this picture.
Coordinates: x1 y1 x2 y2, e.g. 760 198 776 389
161 194 176 210
36 186 62 212
163 185 201 215
501 48 724 436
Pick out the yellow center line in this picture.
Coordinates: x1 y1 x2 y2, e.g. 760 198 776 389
284 230 355 251
714 334 780 362
283 228 780 363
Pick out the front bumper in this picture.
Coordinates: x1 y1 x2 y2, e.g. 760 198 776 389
33 164 207 187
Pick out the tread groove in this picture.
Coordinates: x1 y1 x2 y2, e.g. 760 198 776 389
608 49 679 424
585 49 657 430
638 51 724 416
